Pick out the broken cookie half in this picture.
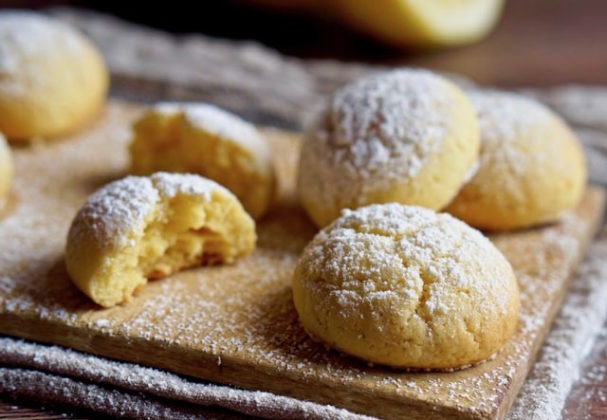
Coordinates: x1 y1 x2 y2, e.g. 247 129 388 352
65 172 256 308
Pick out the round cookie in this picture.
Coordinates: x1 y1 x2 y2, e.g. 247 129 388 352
0 132 13 202
0 11 108 141
446 91 587 231
297 69 480 228
292 203 520 370
130 103 275 219
65 172 256 308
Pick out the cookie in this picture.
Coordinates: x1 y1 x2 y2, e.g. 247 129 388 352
0 11 108 141
65 172 256 308
130 103 275 219
292 203 520 369
446 91 587 231
297 69 479 227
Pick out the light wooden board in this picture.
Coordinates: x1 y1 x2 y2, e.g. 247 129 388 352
0 101 604 419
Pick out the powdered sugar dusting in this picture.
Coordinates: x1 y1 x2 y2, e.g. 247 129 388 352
468 90 559 175
298 69 470 225
94 318 110 328
151 172 227 200
0 11 92 97
66 172 231 251
296 204 518 366
154 102 267 152
509 227 607 419
67 176 157 250
328 69 449 178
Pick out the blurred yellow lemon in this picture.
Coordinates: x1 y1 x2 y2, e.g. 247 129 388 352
333 0 505 48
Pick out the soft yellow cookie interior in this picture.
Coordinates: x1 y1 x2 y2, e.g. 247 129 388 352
65 172 256 308
292 203 520 370
130 103 275 219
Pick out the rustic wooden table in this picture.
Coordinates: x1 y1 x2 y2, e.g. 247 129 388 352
2 0 607 418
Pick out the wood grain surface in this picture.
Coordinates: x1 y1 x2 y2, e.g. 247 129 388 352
0 101 604 419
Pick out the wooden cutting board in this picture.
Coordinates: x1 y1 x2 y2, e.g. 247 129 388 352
0 101 604 420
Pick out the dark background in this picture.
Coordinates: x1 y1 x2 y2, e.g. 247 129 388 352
2 0 607 87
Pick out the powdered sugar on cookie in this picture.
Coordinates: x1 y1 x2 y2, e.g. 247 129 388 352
67 176 158 250
293 203 520 369
154 102 267 152
327 69 449 179
298 68 479 227
319 70 449 182
468 90 554 175
0 12 89 97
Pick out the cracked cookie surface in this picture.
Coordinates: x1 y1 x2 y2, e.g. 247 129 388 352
292 203 520 369
297 69 479 227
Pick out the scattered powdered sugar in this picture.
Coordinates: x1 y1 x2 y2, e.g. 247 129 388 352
508 227 607 419
93 319 110 328
0 101 604 419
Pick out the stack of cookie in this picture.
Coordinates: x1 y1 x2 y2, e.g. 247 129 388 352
298 69 586 231
293 69 586 370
